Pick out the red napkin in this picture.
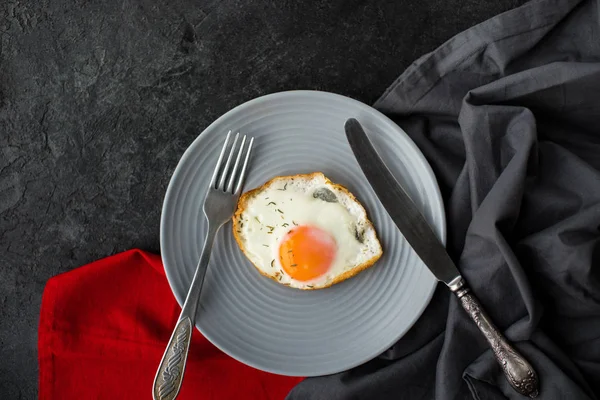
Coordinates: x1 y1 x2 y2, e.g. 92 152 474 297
39 249 303 399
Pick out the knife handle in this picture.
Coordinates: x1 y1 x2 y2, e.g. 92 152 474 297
449 278 539 398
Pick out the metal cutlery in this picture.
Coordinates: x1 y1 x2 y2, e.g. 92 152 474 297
344 118 539 398
153 131 254 400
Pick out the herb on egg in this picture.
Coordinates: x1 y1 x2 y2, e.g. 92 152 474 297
306 285 314 288
267 201 276 206
282 223 289 227
292 220 298 226
254 217 260 223
276 209 284 214
354 226 365 243
271 260 275 268
263 244 269 248
313 187 338 203
278 183 288 191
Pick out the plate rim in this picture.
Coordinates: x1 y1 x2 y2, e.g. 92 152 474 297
160 89 445 376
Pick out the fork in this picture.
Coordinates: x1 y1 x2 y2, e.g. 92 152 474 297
153 131 254 400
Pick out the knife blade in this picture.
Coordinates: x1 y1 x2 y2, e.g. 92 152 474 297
344 118 539 398
344 118 459 286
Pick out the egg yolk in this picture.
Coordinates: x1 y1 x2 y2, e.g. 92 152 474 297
278 225 337 282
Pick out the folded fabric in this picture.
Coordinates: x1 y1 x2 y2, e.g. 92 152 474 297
38 249 302 399
287 0 600 399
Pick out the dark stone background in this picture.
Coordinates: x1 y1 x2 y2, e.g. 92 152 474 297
0 0 526 398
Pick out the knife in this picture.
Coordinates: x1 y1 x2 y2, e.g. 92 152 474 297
345 118 539 398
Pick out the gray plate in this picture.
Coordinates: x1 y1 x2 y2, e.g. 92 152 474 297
160 90 444 376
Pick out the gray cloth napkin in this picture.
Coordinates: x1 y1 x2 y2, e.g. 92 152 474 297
286 0 600 398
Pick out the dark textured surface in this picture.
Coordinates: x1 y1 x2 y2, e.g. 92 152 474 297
0 0 526 397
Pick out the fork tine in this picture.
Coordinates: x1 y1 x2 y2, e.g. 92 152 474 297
226 135 247 193
234 137 254 194
217 132 239 190
209 131 231 188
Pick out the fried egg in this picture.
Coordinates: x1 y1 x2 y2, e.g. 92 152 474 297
232 172 383 289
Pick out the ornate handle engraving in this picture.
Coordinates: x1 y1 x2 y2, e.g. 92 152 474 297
153 224 218 400
450 278 539 398
153 317 193 400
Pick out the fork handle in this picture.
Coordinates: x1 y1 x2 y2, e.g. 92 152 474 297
153 225 218 400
